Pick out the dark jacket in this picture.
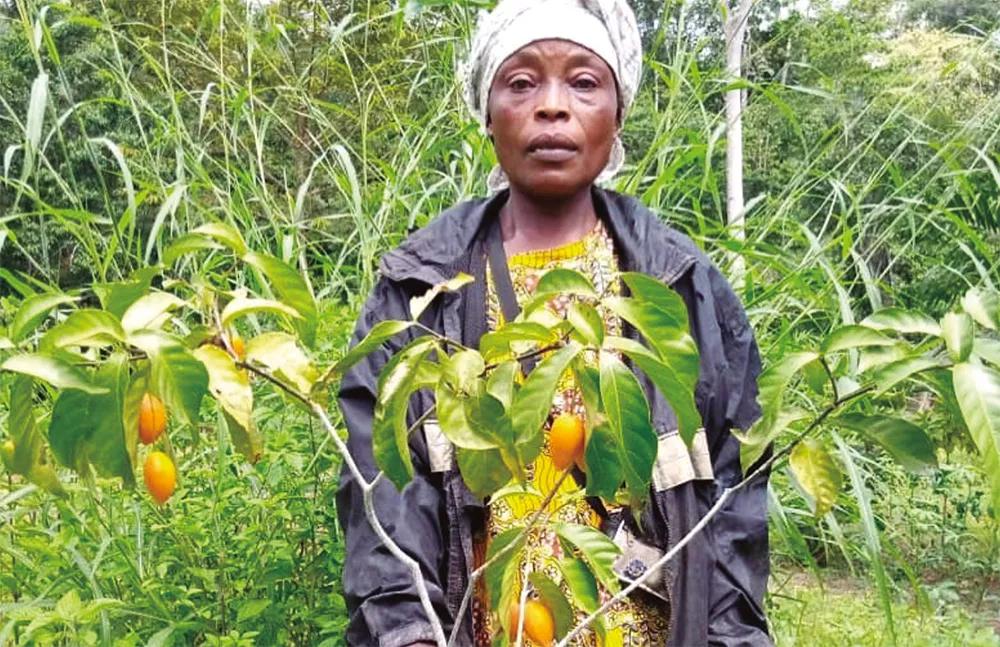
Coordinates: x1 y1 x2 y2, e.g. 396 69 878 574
336 187 771 647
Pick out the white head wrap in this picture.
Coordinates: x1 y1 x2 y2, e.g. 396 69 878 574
460 0 643 191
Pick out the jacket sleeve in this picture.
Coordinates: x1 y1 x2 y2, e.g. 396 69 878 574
693 263 772 646
335 277 450 647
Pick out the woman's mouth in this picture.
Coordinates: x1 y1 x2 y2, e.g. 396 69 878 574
527 133 579 162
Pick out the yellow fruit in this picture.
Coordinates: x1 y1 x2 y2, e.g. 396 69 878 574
1 439 14 464
139 393 167 445
549 413 586 471
143 451 176 504
507 599 555 646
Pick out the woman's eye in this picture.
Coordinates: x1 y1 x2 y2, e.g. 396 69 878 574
573 77 598 90
510 77 533 90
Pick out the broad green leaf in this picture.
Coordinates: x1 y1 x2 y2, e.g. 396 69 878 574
567 302 604 346
606 297 687 358
583 421 623 499
554 522 621 594
409 273 474 321
121 292 185 334
435 383 497 450
802 359 829 395
869 356 943 397
245 332 318 394
821 325 895 354
606 337 700 445
620 272 688 328
942 312 974 363
486 361 519 409
39 310 124 351
326 320 413 381
789 439 842 518
510 343 581 454
558 557 607 642
528 571 575 639
122 369 147 471
861 308 941 336
128 331 208 426
372 338 437 489
223 409 263 466
10 293 77 342
599 351 656 507
756 351 819 421
534 268 596 297
49 353 135 484
221 297 301 329
193 346 253 436
738 408 809 472
92 267 158 319
485 526 526 609
857 344 907 374
456 447 511 499
243 251 318 346
162 233 224 264
192 222 247 255
5 375 65 495
962 288 1000 330
479 322 556 361
1 354 107 394
975 338 1000 368
952 362 1000 512
442 349 485 394
836 413 936 474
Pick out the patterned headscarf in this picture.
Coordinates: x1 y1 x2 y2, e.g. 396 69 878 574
460 0 643 190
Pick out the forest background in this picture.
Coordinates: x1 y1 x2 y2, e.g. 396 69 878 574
0 0 999 644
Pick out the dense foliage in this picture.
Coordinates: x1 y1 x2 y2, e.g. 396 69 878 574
1 0 998 644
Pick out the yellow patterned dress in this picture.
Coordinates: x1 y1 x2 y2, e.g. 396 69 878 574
470 220 670 646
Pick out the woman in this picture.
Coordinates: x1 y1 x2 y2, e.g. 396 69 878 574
336 1 771 645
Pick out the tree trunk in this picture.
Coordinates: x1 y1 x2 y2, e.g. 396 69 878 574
723 0 754 288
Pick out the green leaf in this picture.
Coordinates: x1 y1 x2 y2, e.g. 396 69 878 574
510 343 581 458
599 351 656 508
857 344 907 375
326 320 413 381
789 438 842 518
120 292 186 334
942 312 974 363
6 375 65 495
456 447 512 499
583 421 623 499
1 354 107 394
738 408 810 473
372 338 437 489
221 297 302 329
39 310 125 351
485 527 526 609
162 233 224 264
479 322 556 362
49 353 135 484
756 350 819 421
974 338 1000 368
554 522 621 594
92 267 158 319
128 331 208 426
243 251 318 347
192 222 247 255
223 409 263 466
605 336 700 445
606 297 687 358
861 308 941 336
409 273 474 321
122 369 146 472
442 349 485 394
527 571 575 639
194 346 258 461
558 557 606 642
620 272 688 327
802 359 829 395
869 356 944 397
534 268 596 297
435 383 497 450
567 302 604 346
486 361 519 409
245 332 318 395
961 288 1000 331
836 413 937 474
952 362 1000 513
821 325 895 354
10 293 77 342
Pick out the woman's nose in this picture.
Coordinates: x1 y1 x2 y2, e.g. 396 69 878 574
534 82 570 121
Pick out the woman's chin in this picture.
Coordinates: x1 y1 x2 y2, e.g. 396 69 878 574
507 170 599 201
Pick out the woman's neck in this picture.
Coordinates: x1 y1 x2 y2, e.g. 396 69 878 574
499 186 598 256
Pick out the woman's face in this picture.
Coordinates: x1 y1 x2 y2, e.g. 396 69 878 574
487 39 619 200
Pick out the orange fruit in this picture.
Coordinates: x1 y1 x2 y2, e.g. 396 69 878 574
549 412 585 471
507 599 555 646
138 393 167 445
144 451 176 504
